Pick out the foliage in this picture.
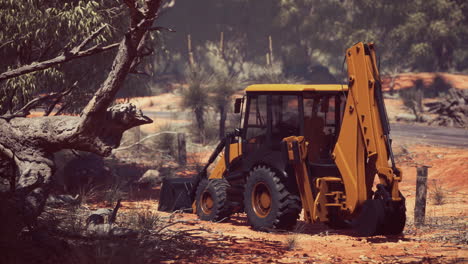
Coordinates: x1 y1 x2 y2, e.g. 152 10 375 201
180 67 211 143
0 0 165 114
157 0 468 80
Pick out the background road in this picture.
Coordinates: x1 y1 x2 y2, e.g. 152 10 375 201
390 123 468 148
144 110 468 148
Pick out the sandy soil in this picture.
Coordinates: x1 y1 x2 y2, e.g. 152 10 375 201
109 140 467 264
23 73 467 263
109 82 468 263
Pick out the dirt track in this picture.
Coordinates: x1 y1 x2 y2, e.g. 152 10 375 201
131 95 468 263
391 123 468 148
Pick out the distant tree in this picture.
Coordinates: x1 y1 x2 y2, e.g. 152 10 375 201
181 69 211 143
210 73 239 140
274 0 468 74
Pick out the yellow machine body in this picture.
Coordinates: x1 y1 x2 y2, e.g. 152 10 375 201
183 42 406 236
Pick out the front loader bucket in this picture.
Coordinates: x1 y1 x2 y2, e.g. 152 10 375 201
158 177 193 213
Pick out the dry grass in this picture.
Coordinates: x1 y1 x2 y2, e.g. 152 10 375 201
77 184 98 205
285 235 298 250
430 179 446 205
127 208 161 232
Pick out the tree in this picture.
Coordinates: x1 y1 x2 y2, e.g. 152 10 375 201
0 0 169 241
211 73 239 140
273 0 468 75
181 68 210 143
0 0 165 115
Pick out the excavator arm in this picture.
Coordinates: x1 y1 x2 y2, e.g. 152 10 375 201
284 42 406 236
332 42 402 214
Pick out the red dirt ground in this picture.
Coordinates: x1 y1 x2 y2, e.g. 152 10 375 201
381 72 468 91
114 141 467 264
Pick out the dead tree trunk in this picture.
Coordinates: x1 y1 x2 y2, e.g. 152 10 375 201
0 0 164 241
415 166 429 226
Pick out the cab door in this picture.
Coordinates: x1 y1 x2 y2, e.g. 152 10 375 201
242 94 269 156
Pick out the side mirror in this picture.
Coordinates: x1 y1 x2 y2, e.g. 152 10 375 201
234 98 243 114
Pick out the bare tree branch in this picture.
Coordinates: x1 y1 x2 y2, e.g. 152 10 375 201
0 84 77 121
71 24 109 53
0 40 14 51
44 81 78 116
0 27 119 82
79 0 162 127
53 102 69 116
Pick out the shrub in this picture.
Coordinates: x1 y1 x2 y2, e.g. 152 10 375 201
430 179 446 205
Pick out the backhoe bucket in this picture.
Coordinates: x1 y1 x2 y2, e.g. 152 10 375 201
158 177 193 213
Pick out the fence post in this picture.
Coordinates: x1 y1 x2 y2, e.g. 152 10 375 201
414 166 429 226
177 133 187 165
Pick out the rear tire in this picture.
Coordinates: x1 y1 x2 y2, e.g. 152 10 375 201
243 165 301 230
195 178 232 222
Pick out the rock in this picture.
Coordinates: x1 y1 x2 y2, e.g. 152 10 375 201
92 208 114 216
86 214 105 225
137 169 162 188
109 226 138 238
86 208 113 225
85 223 112 237
85 223 137 238
46 194 80 207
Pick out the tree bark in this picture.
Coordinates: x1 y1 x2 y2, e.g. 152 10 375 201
0 0 163 241
414 166 428 226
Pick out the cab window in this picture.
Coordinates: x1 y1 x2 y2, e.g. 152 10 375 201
271 95 300 141
245 95 267 142
303 94 345 162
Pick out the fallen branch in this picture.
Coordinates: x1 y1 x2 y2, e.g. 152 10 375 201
0 84 76 121
0 0 162 241
44 82 78 116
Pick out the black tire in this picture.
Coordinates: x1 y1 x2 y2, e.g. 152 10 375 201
243 165 301 230
195 178 232 222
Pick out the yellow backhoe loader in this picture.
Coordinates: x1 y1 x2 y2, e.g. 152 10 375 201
159 42 406 236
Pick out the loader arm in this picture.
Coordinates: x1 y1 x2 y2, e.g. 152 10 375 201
332 42 402 214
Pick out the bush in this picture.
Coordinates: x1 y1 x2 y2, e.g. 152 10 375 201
430 179 446 205
181 67 212 143
128 208 161 232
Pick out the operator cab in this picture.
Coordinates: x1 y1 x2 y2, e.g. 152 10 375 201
238 84 346 165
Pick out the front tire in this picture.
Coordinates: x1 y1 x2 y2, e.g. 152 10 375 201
243 165 301 230
195 178 232 222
